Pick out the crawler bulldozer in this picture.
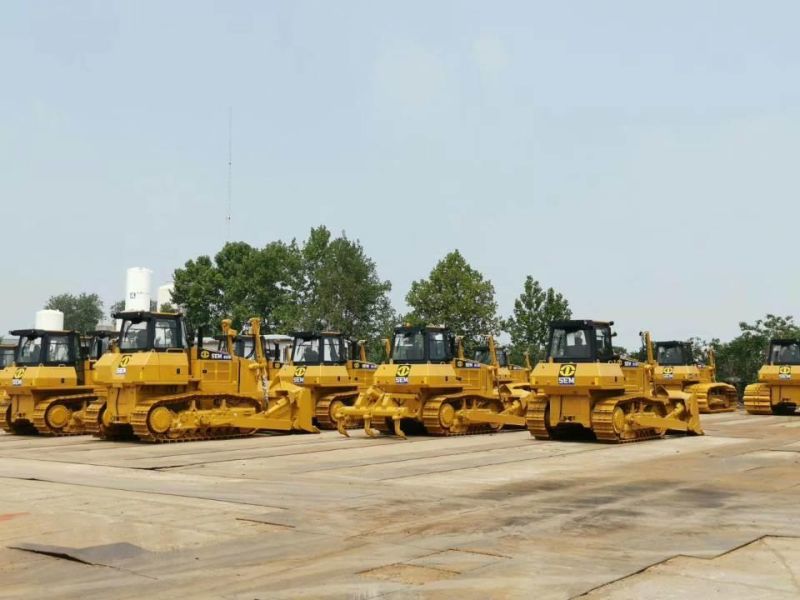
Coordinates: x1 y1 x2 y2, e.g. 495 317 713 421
474 339 530 389
744 338 800 415
0 328 108 435
653 340 737 413
336 325 527 438
86 311 318 442
263 331 377 430
525 320 703 443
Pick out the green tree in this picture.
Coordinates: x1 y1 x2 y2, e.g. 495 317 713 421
172 254 224 332
44 293 104 333
109 300 125 318
298 229 395 339
405 250 499 350
503 276 571 365
713 314 800 391
171 227 395 354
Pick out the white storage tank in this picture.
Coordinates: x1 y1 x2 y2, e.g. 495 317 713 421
157 283 175 311
125 267 153 311
35 309 65 331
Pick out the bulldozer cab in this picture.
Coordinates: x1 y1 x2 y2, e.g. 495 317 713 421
11 329 82 368
215 334 264 360
654 341 694 366
547 320 614 363
474 346 509 367
9 329 86 385
390 326 455 364
0 344 15 369
767 339 800 365
290 332 354 366
83 332 114 361
115 311 188 354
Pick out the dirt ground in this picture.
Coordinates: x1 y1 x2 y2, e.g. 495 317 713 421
1 411 799 599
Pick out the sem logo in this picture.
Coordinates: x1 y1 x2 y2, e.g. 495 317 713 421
558 363 576 385
120 355 132 367
395 364 411 384
13 368 25 379
293 366 307 384
779 366 792 380
663 366 674 379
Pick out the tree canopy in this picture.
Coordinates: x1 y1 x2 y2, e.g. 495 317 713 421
171 227 394 346
504 276 572 365
44 293 104 333
405 250 500 350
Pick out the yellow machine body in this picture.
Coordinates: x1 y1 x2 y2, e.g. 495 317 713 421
652 341 737 413
265 333 377 430
86 313 319 442
744 338 800 415
525 321 703 443
0 330 107 435
337 326 527 438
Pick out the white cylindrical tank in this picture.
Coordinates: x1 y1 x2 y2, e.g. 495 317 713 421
35 309 65 331
157 283 175 311
125 267 153 311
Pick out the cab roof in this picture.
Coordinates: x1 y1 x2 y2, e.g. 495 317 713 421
9 329 78 336
112 310 183 320
394 324 448 333
550 319 613 329
291 331 345 338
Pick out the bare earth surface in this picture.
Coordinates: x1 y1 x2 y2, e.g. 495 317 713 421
1 411 799 599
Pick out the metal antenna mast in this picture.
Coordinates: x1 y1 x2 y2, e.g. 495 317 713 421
226 107 233 241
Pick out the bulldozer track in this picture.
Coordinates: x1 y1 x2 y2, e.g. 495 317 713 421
129 393 261 443
525 398 550 440
315 393 359 430
690 385 737 414
30 393 98 436
591 397 665 443
84 401 135 440
744 385 773 415
1 396 36 434
421 396 497 436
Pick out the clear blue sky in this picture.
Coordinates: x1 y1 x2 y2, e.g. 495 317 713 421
1 1 798 348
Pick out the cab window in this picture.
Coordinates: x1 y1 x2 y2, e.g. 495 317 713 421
770 342 800 365
594 327 613 360
429 332 448 361
550 328 592 360
120 320 149 351
393 331 425 361
154 319 179 349
322 337 341 362
293 338 320 363
17 336 43 365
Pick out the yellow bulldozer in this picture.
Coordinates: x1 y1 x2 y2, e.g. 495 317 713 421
744 338 800 415
336 325 528 438
266 331 377 430
525 320 704 443
85 311 318 442
474 339 531 389
0 328 108 435
652 340 737 413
